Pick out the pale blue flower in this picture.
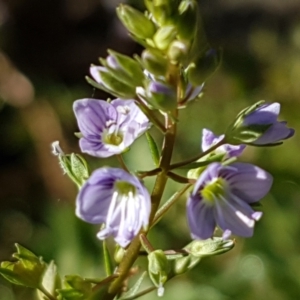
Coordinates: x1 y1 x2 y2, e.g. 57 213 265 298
73 98 150 157
76 167 151 247
202 128 245 158
187 162 273 240
242 102 294 145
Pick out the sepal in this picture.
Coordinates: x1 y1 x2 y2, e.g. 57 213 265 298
153 26 177 51
187 48 221 85
148 250 170 297
176 0 198 41
52 141 89 188
90 66 136 99
116 4 156 39
225 101 272 145
103 50 145 87
57 275 92 300
145 0 181 26
146 81 177 112
142 49 168 76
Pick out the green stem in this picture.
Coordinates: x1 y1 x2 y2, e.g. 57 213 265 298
167 171 192 183
169 138 225 170
139 233 155 253
135 97 166 134
117 154 130 173
151 184 191 227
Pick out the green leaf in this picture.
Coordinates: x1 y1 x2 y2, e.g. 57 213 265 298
40 261 61 298
119 272 147 299
103 240 114 276
145 132 160 167
0 244 46 289
57 275 93 300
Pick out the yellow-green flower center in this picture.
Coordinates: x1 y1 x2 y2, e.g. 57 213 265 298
104 132 123 146
115 181 136 196
201 178 226 204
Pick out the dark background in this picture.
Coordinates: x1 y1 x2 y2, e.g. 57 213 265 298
1 0 300 299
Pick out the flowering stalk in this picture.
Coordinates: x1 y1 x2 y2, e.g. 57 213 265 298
107 107 178 298
0 1 295 299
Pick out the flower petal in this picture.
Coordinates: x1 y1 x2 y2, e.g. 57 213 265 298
221 163 273 203
243 103 280 126
187 196 216 240
254 121 295 145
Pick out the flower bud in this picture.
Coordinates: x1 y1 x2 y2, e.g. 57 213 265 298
184 237 235 258
142 49 168 76
90 66 136 99
177 0 198 41
147 81 177 112
225 101 295 146
148 250 170 297
145 0 181 26
187 48 221 86
168 40 190 64
103 50 144 87
153 26 177 51
116 4 156 39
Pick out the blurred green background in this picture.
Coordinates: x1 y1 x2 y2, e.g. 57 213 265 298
1 0 300 299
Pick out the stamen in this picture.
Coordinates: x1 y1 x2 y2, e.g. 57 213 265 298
117 105 130 115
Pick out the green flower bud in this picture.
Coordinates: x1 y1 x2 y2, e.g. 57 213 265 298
90 66 136 99
172 255 196 275
177 0 198 41
170 237 234 276
146 80 177 112
52 141 89 188
145 0 181 26
0 244 46 288
168 40 190 63
116 4 156 39
187 48 221 86
114 246 126 264
184 237 235 258
153 25 177 51
103 50 144 87
148 250 170 296
142 49 168 76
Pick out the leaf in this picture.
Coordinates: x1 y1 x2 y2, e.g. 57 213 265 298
119 272 147 299
57 275 93 300
40 261 61 297
0 244 46 288
145 132 160 167
103 240 114 276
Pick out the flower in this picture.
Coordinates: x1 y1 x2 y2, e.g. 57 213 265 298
202 128 245 158
76 167 151 247
184 82 204 102
227 102 295 145
242 102 294 145
73 98 150 157
187 162 273 240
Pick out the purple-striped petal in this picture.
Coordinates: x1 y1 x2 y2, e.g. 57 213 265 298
187 162 272 240
76 168 151 248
